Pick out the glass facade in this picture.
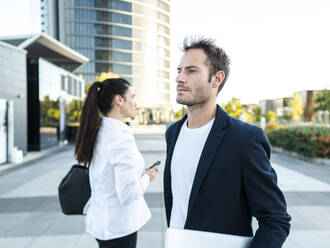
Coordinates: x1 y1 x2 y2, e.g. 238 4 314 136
0 42 27 154
51 0 172 123
38 58 84 149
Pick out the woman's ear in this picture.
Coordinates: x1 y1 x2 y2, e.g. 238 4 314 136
113 95 124 106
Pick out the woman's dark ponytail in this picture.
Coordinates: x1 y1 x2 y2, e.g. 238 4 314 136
75 81 102 164
75 78 130 164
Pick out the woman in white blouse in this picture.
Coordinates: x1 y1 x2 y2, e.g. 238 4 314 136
75 78 159 248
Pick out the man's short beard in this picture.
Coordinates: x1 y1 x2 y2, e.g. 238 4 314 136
176 96 208 107
176 83 212 107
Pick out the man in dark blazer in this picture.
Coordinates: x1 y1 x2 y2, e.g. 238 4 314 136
163 37 291 248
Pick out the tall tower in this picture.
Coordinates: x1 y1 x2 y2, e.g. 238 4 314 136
42 0 172 123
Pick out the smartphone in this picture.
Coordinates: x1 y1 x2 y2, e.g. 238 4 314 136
148 160 161 169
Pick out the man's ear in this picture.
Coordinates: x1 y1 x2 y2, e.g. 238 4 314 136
212 70 225 90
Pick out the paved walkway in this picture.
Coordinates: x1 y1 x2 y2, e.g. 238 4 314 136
0 134 329 247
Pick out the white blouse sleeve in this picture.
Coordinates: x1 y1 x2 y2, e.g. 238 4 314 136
111 135 150 205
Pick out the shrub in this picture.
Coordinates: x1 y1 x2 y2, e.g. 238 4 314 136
265 123 287 130
266 126 330 159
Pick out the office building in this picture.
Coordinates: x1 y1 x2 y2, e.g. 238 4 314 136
0 41 27 163
41 0 173 123
0 33 88 160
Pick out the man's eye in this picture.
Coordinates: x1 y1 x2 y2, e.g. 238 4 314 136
189 70 196 73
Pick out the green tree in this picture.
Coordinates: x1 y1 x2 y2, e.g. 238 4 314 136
174 106 187 119
266 111 276 123
85 72 120 93
280 107 292 121
252 106 261 123
41 95 51 123
290 92 304 122
314 89 330 112
222 97 243 118
66 99 83 123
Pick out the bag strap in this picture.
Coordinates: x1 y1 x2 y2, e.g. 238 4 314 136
83 161 91 168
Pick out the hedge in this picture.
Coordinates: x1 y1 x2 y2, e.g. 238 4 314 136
266 126 330 159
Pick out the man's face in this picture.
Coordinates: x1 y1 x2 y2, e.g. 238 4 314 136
176 49 213 106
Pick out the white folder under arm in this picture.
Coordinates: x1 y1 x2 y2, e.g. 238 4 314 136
165 228 252 248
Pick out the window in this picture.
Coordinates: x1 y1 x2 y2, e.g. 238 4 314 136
157 12 169 23
67 76 73 94
133 41 143 50
157 0 170 12
157 92 170 102
78 81 82 97
73 79 78 96
111 0 132 11
94 0 132 11
158 70 169 79
124 77 133 84
96 11 109 22
96 50 132 62
95 50 111 60
75 36 94 47
132 28 147 40
94 24 132 37
95 37 108 47
95 62 132 75
133 65 144 75
113 39 132 49
111 26 132 37
96 63 112 73
113 51 132 62
158 47 170 57
95 37 132 50
134 54 144 63
95 24 108 35
158 36 169 46
94 0 107 8
112 12 132 24
158 81 170 90
158 58 169 68
95 11 131 24
61 75 66 91
113 64 132 74
158 24 169 35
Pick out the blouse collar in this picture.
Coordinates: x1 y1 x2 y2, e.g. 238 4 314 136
100 116 131 132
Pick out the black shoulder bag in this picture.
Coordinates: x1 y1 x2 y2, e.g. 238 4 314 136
58 164 91 215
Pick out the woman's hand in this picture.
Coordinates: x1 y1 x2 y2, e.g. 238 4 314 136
145 166 159 181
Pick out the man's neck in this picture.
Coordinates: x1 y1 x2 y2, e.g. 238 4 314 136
186 100 217 129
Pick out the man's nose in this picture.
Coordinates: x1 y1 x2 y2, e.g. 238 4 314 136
176 72 186 84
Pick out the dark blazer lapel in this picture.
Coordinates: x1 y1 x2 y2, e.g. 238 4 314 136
185 105 229 227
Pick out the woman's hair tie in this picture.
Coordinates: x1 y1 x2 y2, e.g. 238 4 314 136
97 82 104 92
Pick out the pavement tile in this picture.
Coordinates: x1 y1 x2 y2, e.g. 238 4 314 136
0 236 35 248
289 231 330 248
0 135 330 247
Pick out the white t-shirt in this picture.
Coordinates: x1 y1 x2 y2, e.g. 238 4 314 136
170 118 215 229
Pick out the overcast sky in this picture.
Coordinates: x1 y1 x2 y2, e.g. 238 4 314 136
1 0 329 110
170 0 330 109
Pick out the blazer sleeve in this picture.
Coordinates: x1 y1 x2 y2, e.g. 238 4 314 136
111 135 149 205
241 127 291 248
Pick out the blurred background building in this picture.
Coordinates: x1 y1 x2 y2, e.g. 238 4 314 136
40 0 173 124
0 33 88 160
